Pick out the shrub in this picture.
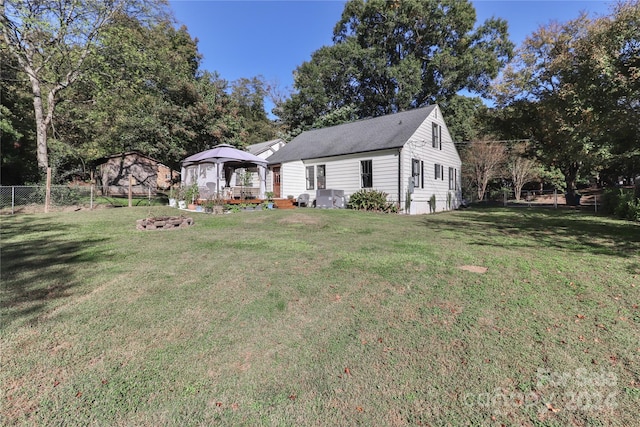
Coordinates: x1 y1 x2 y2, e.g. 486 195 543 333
348 189 398 213
602 188 640 222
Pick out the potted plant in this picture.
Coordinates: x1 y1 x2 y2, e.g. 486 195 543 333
185 183 199 210
237 169 253 199
265 191 275 209
168 186 177 207
176 185 187 209
203 196 224 214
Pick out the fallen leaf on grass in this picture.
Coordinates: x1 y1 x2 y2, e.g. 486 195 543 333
356 406 363 412
344 367 351 376
576 314 586 319
288 394 296 400
546 403 559 413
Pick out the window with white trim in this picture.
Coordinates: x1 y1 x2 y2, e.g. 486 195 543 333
434 163 444 180
432 123 442 149
361 160 373 188
317 165 326 189
412 159 421 188
449 167 455 190
306 166 315 190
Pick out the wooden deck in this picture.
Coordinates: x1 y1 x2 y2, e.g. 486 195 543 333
196 198 297 209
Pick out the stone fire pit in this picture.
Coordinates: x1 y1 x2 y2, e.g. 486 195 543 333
136 216 193 230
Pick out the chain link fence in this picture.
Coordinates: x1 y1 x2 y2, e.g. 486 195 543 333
0 185 166 215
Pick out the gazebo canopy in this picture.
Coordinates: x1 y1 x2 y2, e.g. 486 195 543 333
180 144 268 199
181 144 268 168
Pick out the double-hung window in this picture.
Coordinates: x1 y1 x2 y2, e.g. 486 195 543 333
434 163 444 180
306 166 315 190
411 159 420 188
361 160 373 188
432 123 442 150
317 165 326 190
448 167 455 190
411 159 424 189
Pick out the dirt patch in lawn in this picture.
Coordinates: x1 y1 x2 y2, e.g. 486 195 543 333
458 265 488 273
278 213 324 226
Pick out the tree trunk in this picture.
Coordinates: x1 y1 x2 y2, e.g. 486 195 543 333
563 162 580 205
514 183 523 201
564 160 580 189
28 75 50 171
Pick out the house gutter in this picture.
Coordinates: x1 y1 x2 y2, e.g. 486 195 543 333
397 148 402 211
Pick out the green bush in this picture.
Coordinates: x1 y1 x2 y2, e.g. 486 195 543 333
348 189 398 213
602 188 640 221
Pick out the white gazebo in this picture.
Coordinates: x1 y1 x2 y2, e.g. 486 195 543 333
181 144 268 200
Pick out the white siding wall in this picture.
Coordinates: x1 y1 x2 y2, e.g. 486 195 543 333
280 160 307 199
300 149 400 205
402 105 462 214
275 105 463 214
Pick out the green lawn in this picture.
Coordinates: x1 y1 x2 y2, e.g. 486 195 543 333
1 207 639 426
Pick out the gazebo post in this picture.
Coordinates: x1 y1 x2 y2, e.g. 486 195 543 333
259 165 266 199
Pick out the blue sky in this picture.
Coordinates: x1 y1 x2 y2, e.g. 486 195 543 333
169 0 614 95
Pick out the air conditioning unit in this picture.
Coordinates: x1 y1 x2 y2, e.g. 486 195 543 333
316 189 345 209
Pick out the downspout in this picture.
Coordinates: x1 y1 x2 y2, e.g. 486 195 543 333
397 148 402 212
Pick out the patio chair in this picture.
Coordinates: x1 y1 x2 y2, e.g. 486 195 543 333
297 193 310 207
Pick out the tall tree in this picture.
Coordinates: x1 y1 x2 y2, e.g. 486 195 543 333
492 2 640 193
461 139 506 201
279 0 513 131
230 76 277 145
572 1 640 183
0 0 166 174
1 52 39 183
506 143 539 201
52 15 245 175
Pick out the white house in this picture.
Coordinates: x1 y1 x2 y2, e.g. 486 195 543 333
245 139 286 194
246 138 286 160
265 105 462 214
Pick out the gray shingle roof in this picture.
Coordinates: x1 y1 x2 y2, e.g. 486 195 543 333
268 105 436 164
246 139 283 156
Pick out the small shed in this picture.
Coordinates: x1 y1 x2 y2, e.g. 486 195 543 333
95 152 179 196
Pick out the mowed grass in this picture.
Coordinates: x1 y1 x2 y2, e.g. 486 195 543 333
1 206 639 426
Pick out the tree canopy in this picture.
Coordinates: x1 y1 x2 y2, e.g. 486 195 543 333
0 0 169 174
1 2 275 183
51 14 247 177
278 0 513 135
491 1 640 191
